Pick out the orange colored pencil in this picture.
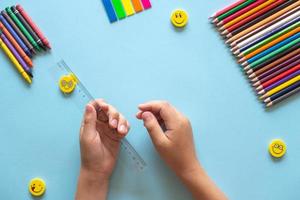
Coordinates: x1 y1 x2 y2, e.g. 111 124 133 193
0 21 33 67
222 0 276 29
226 1 300 44
241 27 300 61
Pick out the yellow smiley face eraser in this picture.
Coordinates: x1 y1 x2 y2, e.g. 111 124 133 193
269 139 286 158
59 74 77 94
171 9 188 28
29 178 46 197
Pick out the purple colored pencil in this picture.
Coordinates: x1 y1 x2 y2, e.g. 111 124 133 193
263 70 300 93
259 59 300 85
0 31 32 77
257 54 300 80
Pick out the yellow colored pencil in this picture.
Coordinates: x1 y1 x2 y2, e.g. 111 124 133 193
0 38 32 84
121 0 135 16
260 75 300 99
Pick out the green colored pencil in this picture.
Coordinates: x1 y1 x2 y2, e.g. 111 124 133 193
246 37 300 69
5 7 41 51
213 0 256 23
111 0 126 19
243 22 300 56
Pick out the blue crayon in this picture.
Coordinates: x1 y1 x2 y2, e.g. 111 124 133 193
240 17 300 52
247 32 300 63
0 14 32 57
102 0 118 23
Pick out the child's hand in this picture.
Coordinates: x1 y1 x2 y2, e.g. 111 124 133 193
136 101 198 177
76 99 130 200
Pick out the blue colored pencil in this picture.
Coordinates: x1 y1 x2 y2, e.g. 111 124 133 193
246 32 300 63
238 16 300 53
265 81 300 107
0 14 32 57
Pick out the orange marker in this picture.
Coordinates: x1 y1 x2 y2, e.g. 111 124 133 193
131 0 143 13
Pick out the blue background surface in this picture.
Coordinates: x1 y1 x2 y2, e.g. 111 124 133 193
0 0 300 199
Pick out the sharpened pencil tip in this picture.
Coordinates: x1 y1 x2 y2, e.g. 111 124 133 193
246 69 253 75
253 81 260 87
264 97 271 103
266 102 272 107
256 85 263 91
212 18 218 24
221 29 228 35
249 73 255 78
258 90 265 95
251 77 259 82
217 21 223 27
260 94 267 100
230 41 236 47
241 62 248 67
237 52 243 57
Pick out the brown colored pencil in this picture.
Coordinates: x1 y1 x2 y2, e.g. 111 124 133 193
226 1 300 44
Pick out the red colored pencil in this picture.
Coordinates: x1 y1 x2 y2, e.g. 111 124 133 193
217 0 266 26
258 64 300 88
221 0 287 34
210 0 247 19
16 5 51 49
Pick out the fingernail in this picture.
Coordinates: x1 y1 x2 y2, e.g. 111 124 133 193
143 112 152 121
111 119 118 127
85 105 92 114
119 125 126 133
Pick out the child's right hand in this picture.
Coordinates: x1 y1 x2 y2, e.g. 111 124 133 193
136 101 199 177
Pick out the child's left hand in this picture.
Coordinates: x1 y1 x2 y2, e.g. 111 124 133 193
79 99 130 179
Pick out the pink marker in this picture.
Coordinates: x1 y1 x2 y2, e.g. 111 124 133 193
141 0 151 10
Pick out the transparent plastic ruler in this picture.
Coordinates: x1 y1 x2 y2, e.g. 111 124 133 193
51 59 147 171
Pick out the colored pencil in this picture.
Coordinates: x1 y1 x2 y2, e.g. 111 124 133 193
258 70 300 95
221 0 289 34
140 0 152 10
249 49 300 78
229 8 300 48
211 0 248 20
254 64 300 88
244 37 300 70
260 75 300 99
16 5 51 49
266 82 300 107
131 0 143 13
252 54 300 83
234 17 299 54
0 13 32 57
219 0 277 29
253 59 300 87
226 1 300 44
222 1 293 37
0 21 32 67
242 32 300 64
239 21 299 57
1 10 36 54
11 6 46 51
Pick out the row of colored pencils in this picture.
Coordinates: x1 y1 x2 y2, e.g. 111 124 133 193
210 0 300 108
0 5 50 84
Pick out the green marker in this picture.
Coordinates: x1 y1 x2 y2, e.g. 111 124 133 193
111 0 126 20
5 7 41 51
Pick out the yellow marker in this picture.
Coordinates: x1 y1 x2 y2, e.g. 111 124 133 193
171 9 188 28
121 0 135 16
269 139 286 158
263 75 300 98
59 73 77 94
0 38 32 84
29 178 46 197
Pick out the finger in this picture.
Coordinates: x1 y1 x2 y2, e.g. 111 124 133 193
94 100 119 128
81 104 98 139
141 111 168 145
138 101 179 129
136 111 143 119
90 99 108 122
117 114 129 136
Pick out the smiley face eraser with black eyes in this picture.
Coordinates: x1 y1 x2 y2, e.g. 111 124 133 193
29 178 46 197
171 9 188 28
269 139 286 158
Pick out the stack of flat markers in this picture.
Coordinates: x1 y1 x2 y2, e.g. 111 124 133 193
0 5 50 84
210 0 300 108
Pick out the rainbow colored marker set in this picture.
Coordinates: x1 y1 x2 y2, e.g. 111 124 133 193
211 0 300 108
0 5 50 84
102 0 151 23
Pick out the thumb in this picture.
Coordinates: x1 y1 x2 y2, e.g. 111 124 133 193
81 104 97 139
141 111 167 145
